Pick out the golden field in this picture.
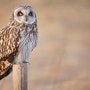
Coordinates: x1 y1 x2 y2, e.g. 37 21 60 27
0 0 90 90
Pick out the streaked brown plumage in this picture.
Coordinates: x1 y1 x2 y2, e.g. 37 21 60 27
0 5 38 80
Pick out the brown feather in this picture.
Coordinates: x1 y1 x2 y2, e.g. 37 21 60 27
0 20 21 79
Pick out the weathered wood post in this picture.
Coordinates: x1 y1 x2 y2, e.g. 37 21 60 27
13 63 28 90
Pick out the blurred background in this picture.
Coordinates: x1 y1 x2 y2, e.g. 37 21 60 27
0 0 90 90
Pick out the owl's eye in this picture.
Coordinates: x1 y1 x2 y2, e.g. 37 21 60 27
17 11 23 16
29 11 33 16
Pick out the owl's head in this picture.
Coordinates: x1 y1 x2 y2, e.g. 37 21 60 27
12 5 36 24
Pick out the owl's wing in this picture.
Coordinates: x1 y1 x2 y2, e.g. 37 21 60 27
0 25 21 80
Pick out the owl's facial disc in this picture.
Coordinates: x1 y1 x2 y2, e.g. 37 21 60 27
13 6 36 24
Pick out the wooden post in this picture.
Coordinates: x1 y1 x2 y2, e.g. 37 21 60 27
13 63 28 90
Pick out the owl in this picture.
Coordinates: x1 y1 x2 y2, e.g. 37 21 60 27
0 5 38 80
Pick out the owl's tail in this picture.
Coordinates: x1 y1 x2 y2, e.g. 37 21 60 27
0 60 12 80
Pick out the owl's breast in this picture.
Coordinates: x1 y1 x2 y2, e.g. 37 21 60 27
15 27 37 63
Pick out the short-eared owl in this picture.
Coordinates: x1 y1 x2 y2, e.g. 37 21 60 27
0 5 38 80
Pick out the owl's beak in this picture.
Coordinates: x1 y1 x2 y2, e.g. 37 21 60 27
24 16 29 24
25 16 28 21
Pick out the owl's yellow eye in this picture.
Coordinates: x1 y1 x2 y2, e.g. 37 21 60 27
17 11 23 16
